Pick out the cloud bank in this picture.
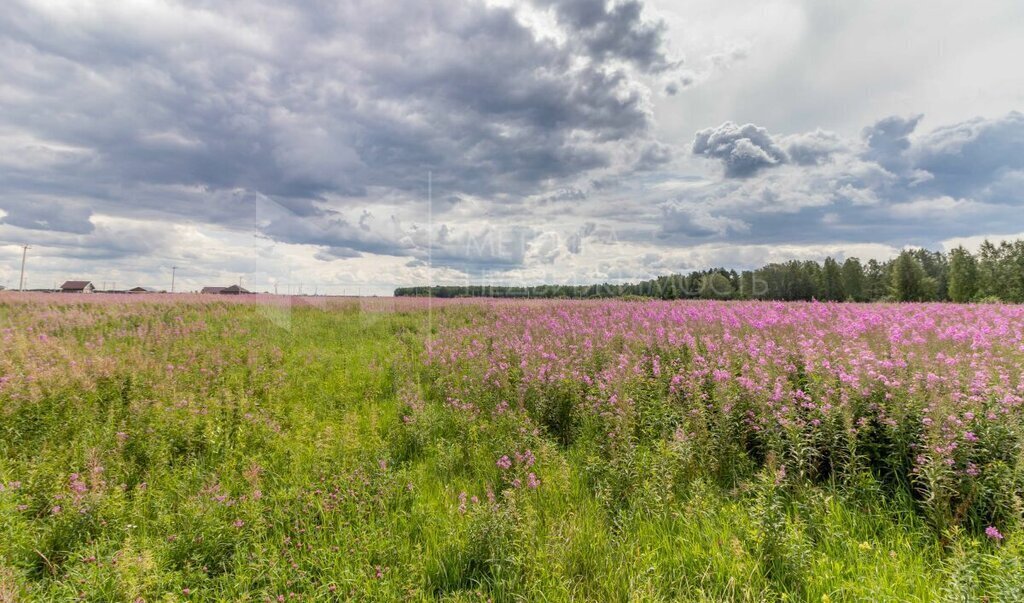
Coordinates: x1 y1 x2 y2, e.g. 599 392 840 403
0 0 1022 292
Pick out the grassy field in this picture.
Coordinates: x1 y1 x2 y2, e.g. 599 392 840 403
1 295 1022 601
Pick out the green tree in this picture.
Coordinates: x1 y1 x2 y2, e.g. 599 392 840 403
820 257 845 301
864 259 890 301
909 248 950 300
841 257 866 301
803 261 823 300
947 246 979 302
891 251 934 302
699 272 735 299
1011 241 1024 302
977 240 1005 299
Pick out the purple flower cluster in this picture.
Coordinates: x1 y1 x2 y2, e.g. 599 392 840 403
428 300 1024 524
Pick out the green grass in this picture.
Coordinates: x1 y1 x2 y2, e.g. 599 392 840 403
0 300 1020 601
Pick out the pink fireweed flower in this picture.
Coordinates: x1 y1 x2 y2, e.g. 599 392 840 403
69 473 88 495
496 455 512 470
985 526 1004 540
526 473 540 489
425 298 1024 524
515 449 536 468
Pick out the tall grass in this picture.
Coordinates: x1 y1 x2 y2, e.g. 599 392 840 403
1 295 1021 601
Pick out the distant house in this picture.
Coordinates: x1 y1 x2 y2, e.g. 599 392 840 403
200 285 251 294
60 280 95 293
128 286 161 293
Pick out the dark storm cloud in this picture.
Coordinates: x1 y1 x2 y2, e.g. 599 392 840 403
692 122 789 177
910 111 1024 202
534 0 673 72
0 0 671 268
861 114 923 168
4 0 1022 284
259 213 415 259
678 112 1024 251
0 199 95 234
783 130 847 166
658 201 748 238
634 142 673 171
0 217 177 261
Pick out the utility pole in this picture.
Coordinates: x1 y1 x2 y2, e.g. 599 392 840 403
171 266 178 293
18 245 30 291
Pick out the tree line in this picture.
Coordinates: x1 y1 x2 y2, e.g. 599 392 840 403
394 239 1024 303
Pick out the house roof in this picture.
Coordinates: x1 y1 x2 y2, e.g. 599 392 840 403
222 285 250 294
60 280 93 290
201 286 226 294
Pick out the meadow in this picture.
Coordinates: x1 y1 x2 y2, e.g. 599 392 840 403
1 294 1023 601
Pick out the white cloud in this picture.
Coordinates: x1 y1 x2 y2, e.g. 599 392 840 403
0 0 1022 291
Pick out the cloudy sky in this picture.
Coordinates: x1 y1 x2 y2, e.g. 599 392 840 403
1 0 1023 294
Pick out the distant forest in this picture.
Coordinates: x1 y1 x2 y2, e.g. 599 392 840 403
394 239 1024 303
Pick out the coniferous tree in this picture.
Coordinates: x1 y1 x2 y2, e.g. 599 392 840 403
1006 240 1024 302
821 257 845 301
803 261 823 300
864 259 889 300
841 257 866 301
948 246 979 302
394 237 1024 302
781 260 812 300
892 251 931 302
977 240 1003 299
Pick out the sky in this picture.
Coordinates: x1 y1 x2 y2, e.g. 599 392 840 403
1 0 1023 294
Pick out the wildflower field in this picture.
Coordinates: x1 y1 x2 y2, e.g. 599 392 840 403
1 294 1023 601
